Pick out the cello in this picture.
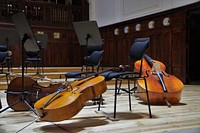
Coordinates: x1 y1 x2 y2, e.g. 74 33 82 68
6 77 62 111
34 75 107 122
135 54 184 106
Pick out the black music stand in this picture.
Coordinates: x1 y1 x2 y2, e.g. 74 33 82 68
0 12 39 115
73 21 103 69
35 34 48 49
73 21 102 46
0 29 20 47
73 21 104 105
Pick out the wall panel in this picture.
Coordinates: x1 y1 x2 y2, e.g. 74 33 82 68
100 2 200 83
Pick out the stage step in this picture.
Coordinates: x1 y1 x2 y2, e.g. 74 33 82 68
0 67 115 90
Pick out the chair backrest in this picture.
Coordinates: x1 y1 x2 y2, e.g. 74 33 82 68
0 52 8 63
0 45 8 52
88 50 104 65
129 38 150 76
25 50 39 58
129 38 150 61
86 44 102 56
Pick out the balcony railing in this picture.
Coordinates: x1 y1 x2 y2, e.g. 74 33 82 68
0 0 76 27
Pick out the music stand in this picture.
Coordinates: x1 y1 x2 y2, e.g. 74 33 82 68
0 12 39 115
0 29 20 46
73 21 104 105
73 20 103 68
73 21 102 46
35 34 48 49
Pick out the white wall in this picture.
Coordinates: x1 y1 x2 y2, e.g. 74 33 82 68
89 0 199 27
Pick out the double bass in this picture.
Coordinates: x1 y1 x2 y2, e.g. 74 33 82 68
6 77 62 111
135 54 184 106
34 75 107 122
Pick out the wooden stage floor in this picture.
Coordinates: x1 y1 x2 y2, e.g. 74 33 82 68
0 84 200 133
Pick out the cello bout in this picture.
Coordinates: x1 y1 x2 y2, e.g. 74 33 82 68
34 75 107 122
137 72 183 105
35 90 84 122
135 54 184 106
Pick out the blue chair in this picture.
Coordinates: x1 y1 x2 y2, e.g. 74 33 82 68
65 50 104 81
25 50 43 75
0 51 8 73
85 44 103 56
0 51 10 84
0 45 12 72
101 38 152 119
81 50 104 72
65 50 104 105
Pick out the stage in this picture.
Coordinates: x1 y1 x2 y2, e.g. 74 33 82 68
0 84 200 133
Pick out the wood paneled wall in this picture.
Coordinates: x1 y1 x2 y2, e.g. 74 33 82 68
1 1 200 83
2 25 85 67
100 2 200 83
0 0 88 67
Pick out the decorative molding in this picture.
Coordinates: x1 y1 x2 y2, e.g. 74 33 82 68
148 20 155 29
114 28 119 35
37 31 44 34
163 17 170 26
124 26 129 33
54 32 60 39
135 24 141 32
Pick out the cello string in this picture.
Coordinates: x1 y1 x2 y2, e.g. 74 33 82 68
42 83 67 108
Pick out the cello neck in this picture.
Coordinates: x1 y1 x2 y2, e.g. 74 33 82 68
144 54 168 92
144 54 162 73
144 54 155 67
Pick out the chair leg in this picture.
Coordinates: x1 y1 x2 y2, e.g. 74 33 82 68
128 80 132 111
130 79 137 93
39 61 44 74
36 61 43 74
144 78 152 118
81 65 84 71
41 62 44 74
6 59 10 72
10 60 13 72
25 62 28 74
97 95 102 111
87 66 89 72
117 80 122 94
1 66 3 73
86 66 89 72
114 79 118 118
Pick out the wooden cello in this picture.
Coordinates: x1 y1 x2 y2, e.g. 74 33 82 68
135 54 184 106
6 77 62 111
34 75 107 122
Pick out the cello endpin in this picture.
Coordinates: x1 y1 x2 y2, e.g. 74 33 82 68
164 98 171 107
